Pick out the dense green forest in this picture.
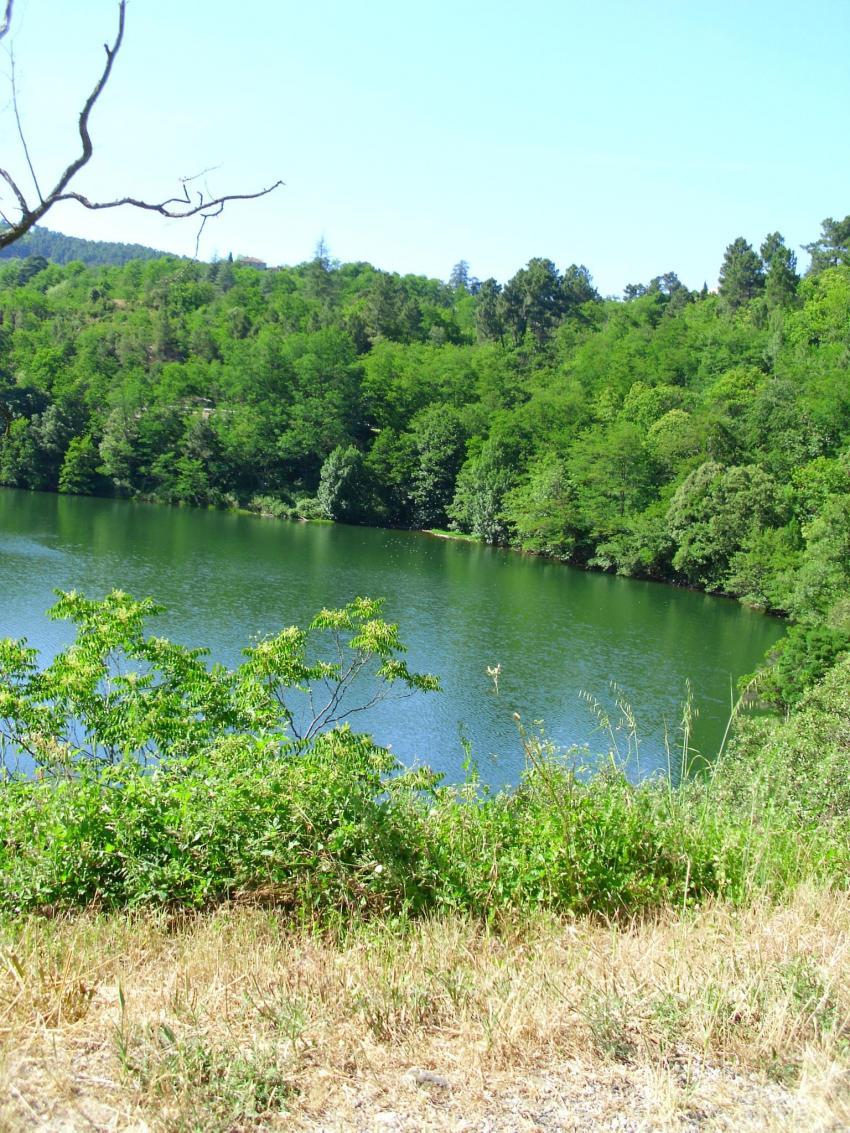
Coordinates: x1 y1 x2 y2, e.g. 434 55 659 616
0 224 179 268
2 218 850 1004
1 217 849 704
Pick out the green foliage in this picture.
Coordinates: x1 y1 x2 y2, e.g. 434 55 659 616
448 439 515 543
761 233 799 310
803 215 850 275
501 452 583 558
0 591 439 771
0 224 178 267
408 404 468 528
3 223 850 925
500 258 568 344
788 494 850 622
58 434 101 495
666 461 785 590
741 624 850 713
363 427 417 525
0 592 245 770
317 444 368 522
569 420 659 536
0 221 848 645
724 656 850 827
718 237 765 311
725 524 800 611
2 594 849 921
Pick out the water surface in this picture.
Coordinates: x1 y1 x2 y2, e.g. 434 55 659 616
0 489 784 785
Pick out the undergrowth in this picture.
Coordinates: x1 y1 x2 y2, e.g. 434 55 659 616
1 592 849 921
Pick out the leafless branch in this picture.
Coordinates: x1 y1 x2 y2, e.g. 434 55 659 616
10 51 42 203
0 0 282 252
54 182 284 221
0 165 27 214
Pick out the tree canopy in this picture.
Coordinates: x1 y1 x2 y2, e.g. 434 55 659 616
0 217 845 646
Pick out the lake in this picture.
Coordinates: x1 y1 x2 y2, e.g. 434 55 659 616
0 488 784 785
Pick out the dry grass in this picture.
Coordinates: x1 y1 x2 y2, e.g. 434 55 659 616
2 886 850 1131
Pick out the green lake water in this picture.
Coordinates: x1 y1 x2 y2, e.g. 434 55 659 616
0 488 785 785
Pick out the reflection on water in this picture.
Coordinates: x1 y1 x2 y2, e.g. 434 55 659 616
0 488 785 786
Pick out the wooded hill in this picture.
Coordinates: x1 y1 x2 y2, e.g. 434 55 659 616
1 219 849 704
0 225 179 267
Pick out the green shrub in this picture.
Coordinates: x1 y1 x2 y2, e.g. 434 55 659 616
741 623 850 713
1 593 848 921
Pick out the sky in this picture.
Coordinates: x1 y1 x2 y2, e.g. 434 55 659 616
1 0 849 295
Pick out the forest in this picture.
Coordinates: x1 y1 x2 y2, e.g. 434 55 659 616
0 224 175 268
3 221 850 1128
1 217 849 707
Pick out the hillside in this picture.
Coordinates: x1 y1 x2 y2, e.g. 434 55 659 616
2 217 850 1132
0 224 184 268
1 215 849 705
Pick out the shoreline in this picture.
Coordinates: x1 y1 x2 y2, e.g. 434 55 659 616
0 485 785 621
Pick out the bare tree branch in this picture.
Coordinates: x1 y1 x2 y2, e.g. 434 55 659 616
10 51 43 203
0 165 27 214
54 182 285 221
0 0 282 252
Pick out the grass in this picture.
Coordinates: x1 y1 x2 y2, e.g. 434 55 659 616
6 674 850 923
424 527 481 542
2 888 850 1130
2 722 840 921
3 599 850 1127
5 590 847 923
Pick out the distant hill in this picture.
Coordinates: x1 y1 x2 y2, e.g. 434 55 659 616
0 225 186 267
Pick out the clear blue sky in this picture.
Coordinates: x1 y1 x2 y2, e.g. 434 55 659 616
3 0 848 293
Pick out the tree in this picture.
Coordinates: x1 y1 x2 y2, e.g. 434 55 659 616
666 461 785 590
448 439 515 543
760 232 799 309
474 278 504 343
561 263 599 312
746 623 850 713
448 260 471 291
303 237 339 310
317 444 368 523
58 434 101 495
788 495 850 623
803 216 850 275
98 406 140 494
500 258 565 345
501 452 583 558
408 404 468 527
646 408 702 472
0 2 282 252
624 272 685 307
365 273 404 341
0 591 438 768
363 427 417 526
717 238 764 311
569 420 657 530
623 282 646 301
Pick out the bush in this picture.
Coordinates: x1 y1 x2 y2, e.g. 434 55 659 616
741 624 850 713
1 593 848 921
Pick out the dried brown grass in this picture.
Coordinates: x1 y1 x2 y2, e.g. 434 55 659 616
1 885 850 1131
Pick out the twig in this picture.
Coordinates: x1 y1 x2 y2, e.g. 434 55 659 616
0 0 12 41
10 51 42 202
0 1 283 252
